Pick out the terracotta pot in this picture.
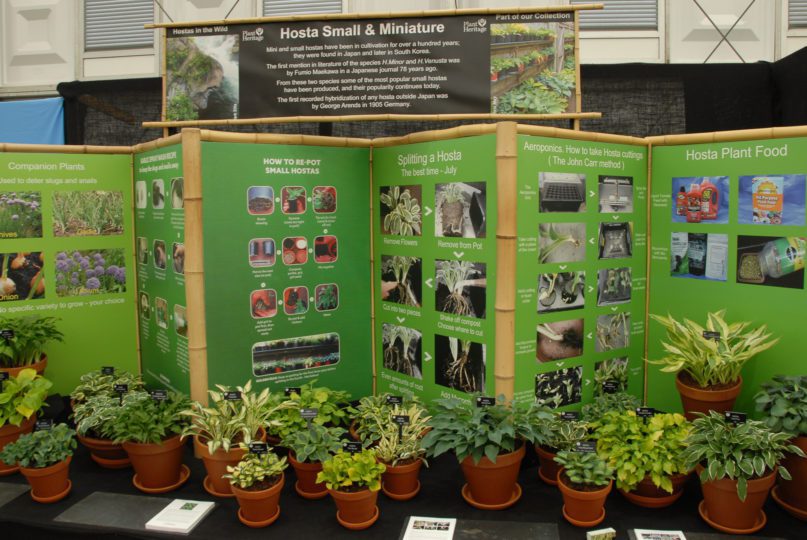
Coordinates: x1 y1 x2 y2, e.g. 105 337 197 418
776 435 807 514
195 427 266 497
557 469 612 527
231 473 284 527
620 473 688 508
381 458 422 500
0 416 36 476
123 435 184 490
535 444 559 486
288 451 327 499
697 463 775 533
0 355 47 378
77 433 130 469
675 373 742 421
460 444 525 507
21 456 72 503
329 487 379 530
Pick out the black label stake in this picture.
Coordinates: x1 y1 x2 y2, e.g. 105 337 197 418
223 391 241 401
560 411 579 421
385 395 403 406
476 396 495 407
575 440 597 453
249 441 268 455
114 383 128 405
343 441 361 454
284 387 301 397
150 389 168 402
0 371 7 392
300 408 318 429
101 366 115 375
393 415 409 441
34 419 53 432
725 411 747 425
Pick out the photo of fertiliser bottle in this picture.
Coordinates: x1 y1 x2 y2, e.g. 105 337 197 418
737 236 806 289
672 176 728 224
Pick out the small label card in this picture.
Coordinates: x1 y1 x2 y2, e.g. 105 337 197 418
702 330 721 342
284 387 301 397
725 411 747 425
150 389 168 401
248 441 269 455
386 395 403 405
402 516 457 540
300 408 318 419
0 371 7 391
601 380 619 394
575 440 597 453
34 418 53 432
560 411 580 421
476 396 495 407
113 384 128 394
101 366 115 375
0 329 14 341
393 415 410 425
223 391 241 401
636 407 656 419
343 441 362 454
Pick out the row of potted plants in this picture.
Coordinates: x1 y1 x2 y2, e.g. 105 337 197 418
490 51 547 81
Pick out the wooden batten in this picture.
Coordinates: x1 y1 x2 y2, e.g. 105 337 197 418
573 10 582 131
373 123 498 148
131 133 183 154
0 143 130 154
649 126 807 147
643 142 653 405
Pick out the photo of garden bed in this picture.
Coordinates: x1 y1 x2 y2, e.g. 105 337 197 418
434 182 486 238
594 357 629 396
252 333 339 376
312 185 337 213
435 259 486 318
380 185 422 236
315 283 339 312
535 366 582 408
155 297 168 329
537 271 585 313
596 312 630 352
434 334 485 394
52 190 124 237
538 223 585 263
0 252 44 301
282 186 306 214
248 238 275 267
247 186 274 215
0 192 41 238
174 304 187 338
382 323 422 380
381 254 422 307
54 249 125 297
283 286 309 315
536 319 583 362
314 235 338 263
250 289 277 319
597 267 632 306
539 173 586 213
598 222 633 259
170 178 184 210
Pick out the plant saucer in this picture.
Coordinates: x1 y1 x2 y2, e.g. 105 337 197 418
461 482 522 510
203 475 235 498
132 464 190 494
698 500 767 534
336 505 379 530
382 479 420 501
538 466 558 486
31 479 71 504
0 465 20 477
562 504 605 527
294 480 328 499
771 486 807 521
90 454 131 469
238 505 281 528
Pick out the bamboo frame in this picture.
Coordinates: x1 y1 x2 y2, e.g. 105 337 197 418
573 9 582 131
647 125 807 146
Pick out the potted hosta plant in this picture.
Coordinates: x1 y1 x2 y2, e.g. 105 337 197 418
269 382 354 445
110 390 192 493
650 311 778 419
73 394 132 468
317 449 386 530
284 423 345 499
0 423 75 503
0 315 63 376
755 375 807 519
535 414 588 486
682 411 805 534
69 368 144 405
225 446 288 528
581 391 640 423
593 410 690 507
554 449 614 527
0 368 51 475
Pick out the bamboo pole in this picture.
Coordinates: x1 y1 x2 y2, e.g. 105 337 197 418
131 133 182 154
573 11 582 131
0 143 131 154
648 126 807 146
368 147 377 395
129 152 142 376
517 124 648 146
373 124 498 148
643 143 653 406
161 28 168 139
198 130 372 148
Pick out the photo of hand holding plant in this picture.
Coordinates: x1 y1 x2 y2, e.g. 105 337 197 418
380 255 422 307
382 323 422 380
435 260 486 318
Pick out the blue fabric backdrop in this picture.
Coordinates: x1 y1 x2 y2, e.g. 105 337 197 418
0 97 64 144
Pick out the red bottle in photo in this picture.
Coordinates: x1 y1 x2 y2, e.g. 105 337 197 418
699 179 719 220
676 186 687 216
686 184 702 223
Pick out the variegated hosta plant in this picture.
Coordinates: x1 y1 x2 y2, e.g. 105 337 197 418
225 447 287 490
650 310 779 388
365 401 431 467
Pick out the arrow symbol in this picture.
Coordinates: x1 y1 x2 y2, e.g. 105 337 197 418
425 278 433 288
588 286 594 293
589 238 595 245
585 379 591 386
612 215 620 221
556 362 564 367
587 332 593 340
589 190 595 197
453 251 464 258
423 206 433 216
425 352 432 362
559 265 567 270
396 317 405 323
611 306 618 312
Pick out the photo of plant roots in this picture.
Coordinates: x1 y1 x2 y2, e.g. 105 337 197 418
538 271 585 313
135 182 147 209
248 238 275 267
153 240 167 270
538 223 585 263
314 235 338 263
252 333 339 376
382 323 423 380
435 334 485 394
152 180 165 209
380 255 422 307
283 286 309 315
136 237 148 265
172 243 184 274
596 312 631 352
312 185 337 213
250 289 277 319
170 178 184 210
538 173 586 213
139 292 149 320
0 192 42 238
52 190 124 237
174 304 187 338
490 21 575 114
315 283 339 312
282 237 308 265
55 249 125 297
535 366 582 408
594 357 629 396
599 222 633 259
597 267 632 306
0 252 44 301
536 319 583 362
380 185 422 236
435 260 486 318
434 182 486 238
155 297 168 329
282 186 306 214
247 186 274 215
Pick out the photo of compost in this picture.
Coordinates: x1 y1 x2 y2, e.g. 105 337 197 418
172 243 184 274
315 283 339 312
170 178 184 210
174 304 187 338
250 289 277 319
738 174 806 225
281 236 308 265
434 334 485 394
538 173 586 212
0 191 42 238
52 190 124 237
434 181 486 238
248 238 275 267
153 240 167 270
435 260 486 318
382 323 422 380
380 184 422 236
135 181 146 209
672 176 729 224
597 267 632 306
670 232 728 281
598 221 633 259
594 357 629 396
0 252 43 301
536 319 583 362
380 254 422 307
596 312 630 352
136 237 148 265
155 297 168 329
736 235 806 289
54 249 125 297
152 179 164 209
598 175 634 213
538 222 586 263
314 235 338 263
282 186 306 214
283 286 309 315
312 185 337 213
537 271 585 313
252 332 339 376
247 186 274 215
535 366 582 408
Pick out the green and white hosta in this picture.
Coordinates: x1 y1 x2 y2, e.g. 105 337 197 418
365 401 431 466
225 449 287 490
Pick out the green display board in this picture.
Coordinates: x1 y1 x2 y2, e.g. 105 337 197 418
133 145 189 393
0 152 137 394
648 137 807 414
513 135 648 408
372 135 498 402
200 141 372 398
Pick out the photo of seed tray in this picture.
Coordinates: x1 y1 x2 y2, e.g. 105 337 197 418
597 267 632 306
247 186 274 215
380 185 422 236
381 255 422 307
598 175 633 213
248 238 275 268
155 297 168 329
283 286 309 315
538 223 586 264
136 237 148 265
435 260 486 318
434 181 486 238
538 271 585 313
536 319 583 362
315 283 339 312
312 185 337 213
0 191 42 238
250 289 277 319
382 323 422 380
281 185 306 214
598 222 633 259
596 312 630 352
535 366 582 408
174 304 187 338
0 252 44 302
282 236 308 265
434 334 485 394
152 179 165 209
594 357 628 396
139 292 149 320
170 178 184 210
314 235 338 263
538 172 586 213
252 333 340 376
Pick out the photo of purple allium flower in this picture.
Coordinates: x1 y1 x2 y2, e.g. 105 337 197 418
86 277 101 290
55 248 126 297
0 191 42 238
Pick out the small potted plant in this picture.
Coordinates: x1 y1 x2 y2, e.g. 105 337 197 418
0 368 51 475
650 311 778 419
0 423 76 503
755 375 807 518
554 449 614 527
535 414 588 486
284 423 345 499
69 368 143 406
225 447 288 528
682 411 805 534
581 391 640 423
268 382 354 446
0 315 63 376
317 449 386 530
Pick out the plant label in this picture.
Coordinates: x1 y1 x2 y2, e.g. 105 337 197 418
101 366 115 375
601 380 619 394
223 391 241 401
114 384 128 394
284 387 301 397
248 441 269 455
560 411 580 421
385 395 403 405
393 415 410 425
575 440 597 453
0 371 6 392
725 411 747 425
0 329 14 341
150 389 168 401
34 418 53 432
476 396 495 407
300 408 318 419
702 330 721 342
343 441 362 454
636 407 655 418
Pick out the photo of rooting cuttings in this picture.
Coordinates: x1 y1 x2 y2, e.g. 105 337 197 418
314 235 338 263
153 240 167 270
597 267 632 306
250 289 277 319
252 332 340 377
282 236 308 265
155 297 168 329
315 283 339 312
535 366 582 408
283 286 309 315
594 357 629 396
136 237 148 265
247 186 274 215
434 182 486 238
0 191 42 238
174 304 187 338
172 243 184 274
281 185 306 214
434 334 485 394
539 173 586 213
598 222 633 259
135 181 147 209
170 178 184 210
435 260 486 319
52 191 123 237
596 312 631 352
536 319 583 363
248 238 275 268
0 252 44 302
538 222 586 264
380 255 422 307
737 235 806 289
312 185 337 213
152 179 165 209
598 175 634 213
380 185 422 236
382 323 423 380
537 271 585 313
55 249 125 297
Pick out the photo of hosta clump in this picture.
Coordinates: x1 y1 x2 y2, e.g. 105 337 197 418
538 223 585 263
435 260 486 318
597 267 632 306
312 186 337 213
536 319 583 362
247 186 274 215
314 235 338 263
382 323 422 380
174 304 187 338
598 222 633 259
539 173 586 213
248 238 275 267
0 192 42 238
139 292 150 320
135 182 147 209
155 297 168 329
252 333 339 376
153 240 167 270
0 252 44 301
535 366 582 408
596 312 630 352
315 283 339 312
172 243 184 274
52 191 124 237
380 255 422 307
380 185 422 236
152 180 165 209
537 271 585 313
435 334 485 394
282 186 306 214
283 286 309 315
54 249 125 297
250 289 277 319
594 357 628 396
434 182 486 238
170 178 184 210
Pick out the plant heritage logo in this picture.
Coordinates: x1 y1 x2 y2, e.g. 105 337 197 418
463 18 488 33
242 26 264 42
